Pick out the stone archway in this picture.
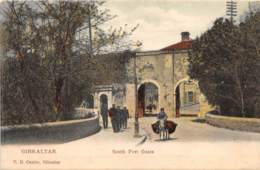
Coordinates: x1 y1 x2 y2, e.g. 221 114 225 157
174 79 200 117
137 82 159 117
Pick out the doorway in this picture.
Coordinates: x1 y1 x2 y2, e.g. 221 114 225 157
100 94 108 113
138 82 159 117
175 80 200 117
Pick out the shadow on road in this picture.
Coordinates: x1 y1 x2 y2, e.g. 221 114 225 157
191 118 206 124
154 137 178 142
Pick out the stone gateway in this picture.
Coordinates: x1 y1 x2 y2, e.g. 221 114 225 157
92 32 209 118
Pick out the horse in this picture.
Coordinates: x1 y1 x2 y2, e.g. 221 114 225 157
158 119 169 140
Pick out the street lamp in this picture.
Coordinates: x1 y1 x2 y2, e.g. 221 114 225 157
134 53 139 137
132 40 142 137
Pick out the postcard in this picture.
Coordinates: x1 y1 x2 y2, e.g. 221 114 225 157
1 0 260 170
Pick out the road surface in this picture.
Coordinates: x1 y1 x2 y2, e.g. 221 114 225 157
1 114 260 170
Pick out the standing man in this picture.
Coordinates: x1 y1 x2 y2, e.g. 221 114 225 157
101 103 108 129
109 104 118 132
123 107 129 129
116 106 122 131
157 108 168 126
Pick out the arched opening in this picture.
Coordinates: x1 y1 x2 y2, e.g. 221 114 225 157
100 94 108 113
175 80 200 117
138 82 159 117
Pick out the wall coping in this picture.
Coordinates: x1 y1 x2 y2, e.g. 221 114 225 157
135 49 190 57
206 113 260 122
1 115 99 131
206 113 260 133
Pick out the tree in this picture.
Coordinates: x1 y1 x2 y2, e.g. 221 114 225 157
188 15 260 118
239 11 260 116
0 0 137 125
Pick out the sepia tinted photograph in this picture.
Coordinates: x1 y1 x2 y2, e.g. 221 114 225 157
0 0 260 170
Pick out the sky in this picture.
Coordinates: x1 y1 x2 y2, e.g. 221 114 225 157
103 0 250 51
0 0 252 51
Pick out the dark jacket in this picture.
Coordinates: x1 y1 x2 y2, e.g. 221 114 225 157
109 107 117 119
157 111 167 120
123 108 129 119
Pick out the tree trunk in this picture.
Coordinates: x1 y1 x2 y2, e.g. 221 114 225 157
234 66 245 117
54 78 64 120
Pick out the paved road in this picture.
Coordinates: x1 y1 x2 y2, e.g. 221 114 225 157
65 118 146 145
51 115 260 145
140 117 260 143
180 104 200 116
2 114 260 170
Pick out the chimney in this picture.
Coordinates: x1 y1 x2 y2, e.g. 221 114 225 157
181 32 190 41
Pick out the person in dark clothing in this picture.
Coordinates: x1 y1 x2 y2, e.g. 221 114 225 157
116 106 122 131
109 104 119 132
122 107 129 129
157 107 168 126
101 103 108 128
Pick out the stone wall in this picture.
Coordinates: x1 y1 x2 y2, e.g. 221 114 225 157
111 84 126 108
125 50 202 118
206 113 260 133
74 108 97 119
179 81 200 107
125 83 136 117
94 84 126 113
94 85 113 113
1 116 101 144
173 51 190 85
173 50 192 116
126 51 175 117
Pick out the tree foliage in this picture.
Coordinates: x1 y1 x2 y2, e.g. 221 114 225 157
188 13 260 117
0 1 137 125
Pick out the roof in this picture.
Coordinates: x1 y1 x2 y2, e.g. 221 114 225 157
160 40 192 51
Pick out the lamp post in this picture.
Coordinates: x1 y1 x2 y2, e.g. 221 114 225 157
133 40 142 137
134 53 139 137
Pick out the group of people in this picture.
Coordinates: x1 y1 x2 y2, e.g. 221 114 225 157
100 104 129 133
100 103 168 134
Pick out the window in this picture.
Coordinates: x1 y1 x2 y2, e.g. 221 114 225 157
188 91 194 103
